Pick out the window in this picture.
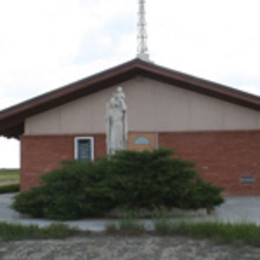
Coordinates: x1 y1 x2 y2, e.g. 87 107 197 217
74 137 94 161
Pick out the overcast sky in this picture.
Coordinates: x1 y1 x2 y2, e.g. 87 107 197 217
1 0 260 168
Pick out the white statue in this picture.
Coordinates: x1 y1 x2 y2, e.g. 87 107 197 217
106 86 128 155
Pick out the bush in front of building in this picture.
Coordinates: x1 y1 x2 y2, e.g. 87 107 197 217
13 159 117 220
105 149 224 211
13 148 224 220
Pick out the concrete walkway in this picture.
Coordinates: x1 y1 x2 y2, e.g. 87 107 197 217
1 193 260 231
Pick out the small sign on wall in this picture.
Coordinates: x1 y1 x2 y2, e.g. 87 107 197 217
128 132 156 152
240 176 255 185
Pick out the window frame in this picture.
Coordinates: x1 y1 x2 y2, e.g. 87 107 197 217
74 136 94 161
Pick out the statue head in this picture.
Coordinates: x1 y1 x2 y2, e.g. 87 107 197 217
115 86 125 100
117 86 123 93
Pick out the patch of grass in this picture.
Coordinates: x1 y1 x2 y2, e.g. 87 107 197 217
105 223 118 234
0 222 80 241
152 206 171 235
0 169 20 187
119 218 145 236
154 220 260 247
117 210 146 236
107 209 260 247
2 218 260 247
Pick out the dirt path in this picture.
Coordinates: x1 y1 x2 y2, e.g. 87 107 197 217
0 235 260 260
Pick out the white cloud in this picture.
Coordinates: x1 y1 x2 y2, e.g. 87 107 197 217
149 0 260 90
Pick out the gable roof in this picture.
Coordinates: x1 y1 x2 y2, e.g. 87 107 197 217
1 58 260 139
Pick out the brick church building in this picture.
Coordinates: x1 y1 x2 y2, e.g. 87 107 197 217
0 58 260 194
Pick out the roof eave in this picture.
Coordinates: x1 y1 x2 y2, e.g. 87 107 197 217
0 58 260 138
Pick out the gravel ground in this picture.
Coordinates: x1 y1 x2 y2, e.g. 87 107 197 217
0 235 260 260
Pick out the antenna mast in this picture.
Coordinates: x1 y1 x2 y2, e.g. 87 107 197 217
137 0 150 61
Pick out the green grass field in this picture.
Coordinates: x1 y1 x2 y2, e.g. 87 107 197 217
0 169 20 186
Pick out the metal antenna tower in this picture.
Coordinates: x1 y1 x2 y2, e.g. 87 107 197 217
137 0 150 61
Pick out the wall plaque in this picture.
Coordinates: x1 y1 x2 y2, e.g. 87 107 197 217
240 176 255 184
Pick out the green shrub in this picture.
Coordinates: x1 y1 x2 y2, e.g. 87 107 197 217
13 160 116 220
107 149 223 210
0 183 19 194
13 148 224 220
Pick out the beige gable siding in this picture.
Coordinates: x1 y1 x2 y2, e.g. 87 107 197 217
25 77 260 135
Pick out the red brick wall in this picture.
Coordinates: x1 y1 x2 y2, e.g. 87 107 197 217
20 131 260 195
159 130 260 195
20 134 106 191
